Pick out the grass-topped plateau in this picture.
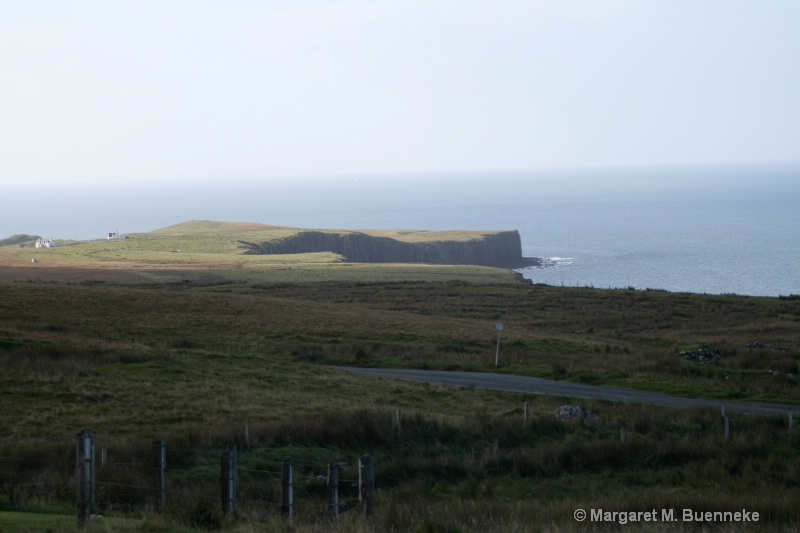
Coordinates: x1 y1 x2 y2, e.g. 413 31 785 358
0 221 526 285
1 221 799 532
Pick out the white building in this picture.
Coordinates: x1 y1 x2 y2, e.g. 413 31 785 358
35 238 58 248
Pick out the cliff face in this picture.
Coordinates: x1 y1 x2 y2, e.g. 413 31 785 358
240 230 539 269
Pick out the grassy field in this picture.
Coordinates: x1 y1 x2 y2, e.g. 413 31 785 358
1 224 799 531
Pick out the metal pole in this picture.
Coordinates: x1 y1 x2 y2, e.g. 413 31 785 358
76 430 92 529
282 458 294 520
89 439 96 515
327 462 339 517
495 330 500 367
153 440 167 516
220 446 237 516
220 450 229 516
494 323 503 367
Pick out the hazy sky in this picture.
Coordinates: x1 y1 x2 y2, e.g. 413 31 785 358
2 0 799 186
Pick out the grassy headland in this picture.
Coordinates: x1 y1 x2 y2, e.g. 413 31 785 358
0 221 524 285
1 222 799 531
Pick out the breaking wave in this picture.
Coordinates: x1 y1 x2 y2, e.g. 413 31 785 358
538 257 573 268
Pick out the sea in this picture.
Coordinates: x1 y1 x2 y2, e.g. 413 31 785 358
4 164 799 297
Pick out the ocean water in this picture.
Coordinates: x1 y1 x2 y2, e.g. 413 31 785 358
4 165 799 296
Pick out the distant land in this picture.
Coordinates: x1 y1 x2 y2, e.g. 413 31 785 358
0 234 41 247
1 221 539 269
0 221 538 285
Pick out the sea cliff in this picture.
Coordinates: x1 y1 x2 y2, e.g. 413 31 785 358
239 230 539 269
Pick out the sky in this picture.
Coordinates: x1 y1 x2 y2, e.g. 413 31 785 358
2 0 799 186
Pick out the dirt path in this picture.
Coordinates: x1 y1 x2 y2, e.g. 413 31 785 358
335 367 800 416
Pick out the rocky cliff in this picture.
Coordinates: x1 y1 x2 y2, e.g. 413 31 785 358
239 230 539 269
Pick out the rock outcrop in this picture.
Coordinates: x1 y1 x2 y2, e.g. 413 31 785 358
679 345 721 365
239 230 539 269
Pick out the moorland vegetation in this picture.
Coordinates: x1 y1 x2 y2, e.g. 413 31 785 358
0 223 798 532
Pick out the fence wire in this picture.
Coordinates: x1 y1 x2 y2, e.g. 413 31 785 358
1 436 373 523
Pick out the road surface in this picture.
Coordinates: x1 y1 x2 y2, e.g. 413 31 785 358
335 367 799 416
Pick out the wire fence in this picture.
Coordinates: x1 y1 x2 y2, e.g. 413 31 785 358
0 441 76 507
1 431 375 527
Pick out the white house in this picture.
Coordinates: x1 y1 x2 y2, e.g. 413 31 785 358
108 231 123 240
35 238 58 248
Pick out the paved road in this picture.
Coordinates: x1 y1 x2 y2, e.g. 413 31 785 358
335 367 800 416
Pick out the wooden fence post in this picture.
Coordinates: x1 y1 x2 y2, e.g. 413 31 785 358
220 446 237 516
90 439 96 515
153 439 167 517
359 456 375 517
327 462 340 517
76 429 93 529
395 409 402 436
523 401 529 427
620 425 627 443
282 458 294 520
723 416 730 440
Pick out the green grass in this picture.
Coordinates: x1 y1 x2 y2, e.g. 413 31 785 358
1 281 798 420
0 510 150 532
150 220 501 242
3 402 799 532
0 508 243 533
0 510 75 530
2 226 800 531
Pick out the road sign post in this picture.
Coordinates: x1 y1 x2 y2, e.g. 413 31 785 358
495 323 503 367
